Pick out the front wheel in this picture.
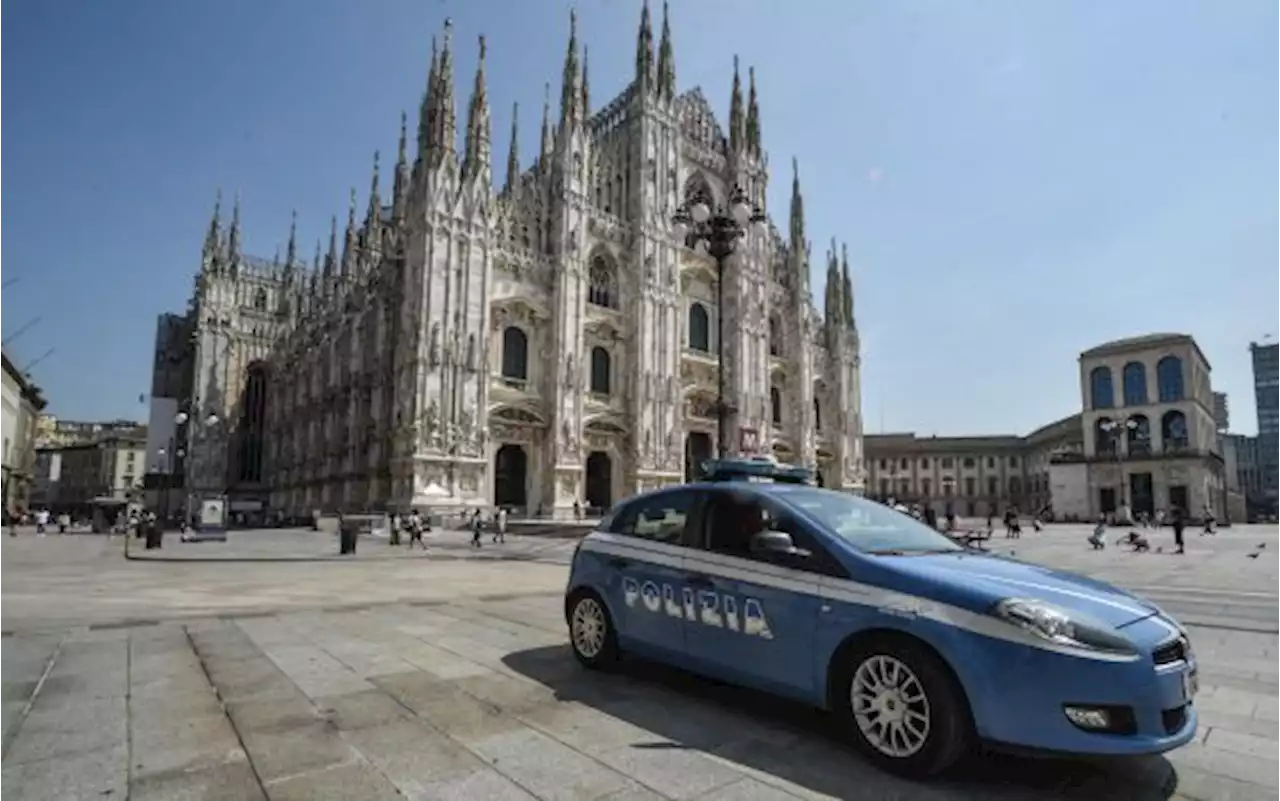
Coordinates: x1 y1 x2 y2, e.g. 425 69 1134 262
567 591 619 669
834 636 974 778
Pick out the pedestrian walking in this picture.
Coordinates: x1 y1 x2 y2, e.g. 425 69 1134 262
470 508 483 548
407 510 426 550
1170 506 1185 555
492 507 507 544
1201 505 1216 536
923 506 938 530
1088 518 1107 550
35 508 49 536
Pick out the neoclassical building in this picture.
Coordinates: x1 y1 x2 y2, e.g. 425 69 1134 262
863 334 1230 523
865 413 1084 519
176 6 865 517
1075 333 1226 520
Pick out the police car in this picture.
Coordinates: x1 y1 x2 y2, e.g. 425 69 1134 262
563 459 1198 778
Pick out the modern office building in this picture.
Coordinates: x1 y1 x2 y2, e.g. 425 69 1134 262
1250 341 1278 510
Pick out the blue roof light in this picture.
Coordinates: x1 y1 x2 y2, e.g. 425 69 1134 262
701 458 813 485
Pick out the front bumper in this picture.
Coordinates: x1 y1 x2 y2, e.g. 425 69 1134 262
942 616 1199 756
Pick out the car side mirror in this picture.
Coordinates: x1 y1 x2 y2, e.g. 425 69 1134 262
749 529 809 558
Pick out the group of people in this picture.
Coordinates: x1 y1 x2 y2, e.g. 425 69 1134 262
125 509 167 549
467 506 509 547
5 508 72 536
387 509 431 549
1088 505 1209 555
385 506 510 549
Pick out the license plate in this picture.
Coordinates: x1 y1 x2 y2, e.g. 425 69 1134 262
1182 668 1199 702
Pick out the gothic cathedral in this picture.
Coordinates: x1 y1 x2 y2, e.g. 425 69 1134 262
180 4 865 518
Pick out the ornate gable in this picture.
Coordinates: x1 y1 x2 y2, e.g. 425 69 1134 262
675 89 726 151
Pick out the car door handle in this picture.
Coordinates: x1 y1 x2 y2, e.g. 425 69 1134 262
686 574 714 588
609 557 631 569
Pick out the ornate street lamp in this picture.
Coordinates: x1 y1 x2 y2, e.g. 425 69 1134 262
1099 418 1140 519
672 185 766 461
175 409 221 526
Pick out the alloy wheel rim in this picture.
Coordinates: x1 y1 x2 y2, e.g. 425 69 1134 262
571 598 606 658
850 654 932 758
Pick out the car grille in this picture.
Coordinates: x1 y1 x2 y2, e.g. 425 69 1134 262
1152 637 1188 665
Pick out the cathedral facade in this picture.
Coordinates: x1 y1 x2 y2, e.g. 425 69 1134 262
180 5 865 518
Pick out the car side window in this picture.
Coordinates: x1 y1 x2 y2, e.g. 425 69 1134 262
609 490 695 545
704 490 848 578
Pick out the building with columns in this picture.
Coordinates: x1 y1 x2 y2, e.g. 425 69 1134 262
865 414 1083 519
866 332 1233 523
1077 333 1227 521
162 6 865 518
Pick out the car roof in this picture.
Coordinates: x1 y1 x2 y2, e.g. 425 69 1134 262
616 479 837 510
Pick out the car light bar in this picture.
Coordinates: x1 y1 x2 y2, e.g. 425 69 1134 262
702 459 813 485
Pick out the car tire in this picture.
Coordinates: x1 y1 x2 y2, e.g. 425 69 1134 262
833 635 974 778
567 590 619 669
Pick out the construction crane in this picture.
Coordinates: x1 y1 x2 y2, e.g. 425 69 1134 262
21 348 54 376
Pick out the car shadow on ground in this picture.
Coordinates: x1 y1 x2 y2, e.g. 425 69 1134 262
502 645 1179 801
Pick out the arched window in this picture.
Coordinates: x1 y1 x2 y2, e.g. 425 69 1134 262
238 362 269 483
589 346 611 395
1161 410 1189 451
813 397 822 432
770 387 782 425
501 326 528 381
1089 366 1114 410
587 255 617 309
1156 356 1185 402
768 315 782 357
688 303 710 352
252 288 268 311
1121 362 1148 406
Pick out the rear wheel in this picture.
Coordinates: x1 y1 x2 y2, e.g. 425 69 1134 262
833 636 974 777
567 591 619 669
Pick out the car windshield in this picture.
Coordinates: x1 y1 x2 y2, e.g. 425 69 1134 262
781 488 963 554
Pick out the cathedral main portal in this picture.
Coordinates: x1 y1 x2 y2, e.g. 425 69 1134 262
493 444 528 510
584 451 612 513
685 432 713 482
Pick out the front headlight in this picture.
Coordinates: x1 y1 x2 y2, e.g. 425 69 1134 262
993 598 1138 657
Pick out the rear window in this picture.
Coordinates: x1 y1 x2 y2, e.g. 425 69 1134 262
609 489 696 544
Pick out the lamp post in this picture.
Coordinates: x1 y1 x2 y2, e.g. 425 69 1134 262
1099 418 1139 519
672 185 766 461
176 409 221 526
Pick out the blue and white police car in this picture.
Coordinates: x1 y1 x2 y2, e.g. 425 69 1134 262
563 460 1198 778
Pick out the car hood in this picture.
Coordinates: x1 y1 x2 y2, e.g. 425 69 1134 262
885 551 1159 628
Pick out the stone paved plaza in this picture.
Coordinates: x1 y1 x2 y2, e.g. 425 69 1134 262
2 524 1277 800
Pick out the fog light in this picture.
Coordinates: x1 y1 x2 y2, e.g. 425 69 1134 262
1064 706 1111 730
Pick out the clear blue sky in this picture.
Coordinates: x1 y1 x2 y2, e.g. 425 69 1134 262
3 0 1276 435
